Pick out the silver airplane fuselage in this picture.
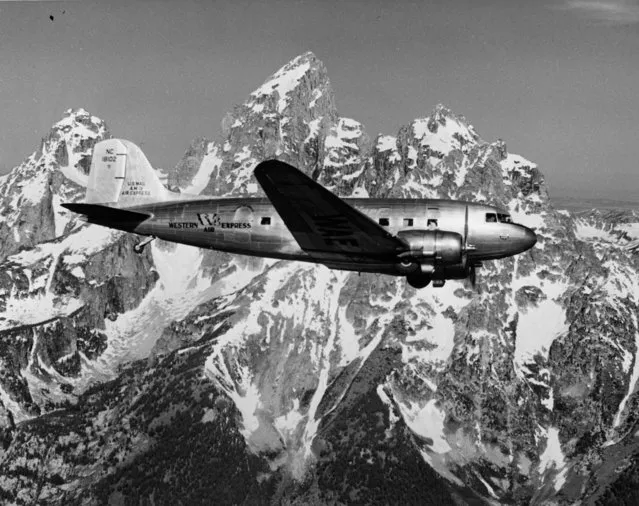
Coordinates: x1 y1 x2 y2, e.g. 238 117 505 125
122 197 536 277
63 140 536 289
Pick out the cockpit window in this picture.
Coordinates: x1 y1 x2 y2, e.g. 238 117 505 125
497 214 512 223
485 213 497 223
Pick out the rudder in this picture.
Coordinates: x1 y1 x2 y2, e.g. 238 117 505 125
85 139 169 206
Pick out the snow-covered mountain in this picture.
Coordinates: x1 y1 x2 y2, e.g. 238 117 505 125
0 109 107 261
1 52 638 505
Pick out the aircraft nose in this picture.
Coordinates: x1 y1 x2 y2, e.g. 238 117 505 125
515 225 537 253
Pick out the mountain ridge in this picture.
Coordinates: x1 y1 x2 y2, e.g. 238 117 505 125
0 52 638 504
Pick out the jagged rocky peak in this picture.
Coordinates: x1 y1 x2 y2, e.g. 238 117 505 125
0 109 110 261
167 136 214 191
3 107 109 193
344 102 549 209
246 51 337 120
51 107 106 136
493 137 508 159
182 52 550 212
0 108 196 440
318 117 371 192
3 58 639 506
573 208 639 254
39 108 109 178
414 103 480 151
192 52 340 197
172 51 553 229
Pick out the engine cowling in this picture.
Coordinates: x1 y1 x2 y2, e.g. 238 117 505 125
396 230 463 264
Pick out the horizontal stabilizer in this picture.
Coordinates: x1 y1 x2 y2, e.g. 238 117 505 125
61 203 151 227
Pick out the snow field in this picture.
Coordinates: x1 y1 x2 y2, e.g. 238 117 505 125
250 59 311 113
514 299 568 374
537 426 568 490
99 241 211 364
398 398 451 454
613 315 639 428
180 144 223 195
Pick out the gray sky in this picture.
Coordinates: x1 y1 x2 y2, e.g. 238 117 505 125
0 0 638 201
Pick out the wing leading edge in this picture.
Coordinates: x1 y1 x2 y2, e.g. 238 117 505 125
254 160 405 263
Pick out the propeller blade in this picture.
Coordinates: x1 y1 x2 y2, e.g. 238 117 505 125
464 205 469 248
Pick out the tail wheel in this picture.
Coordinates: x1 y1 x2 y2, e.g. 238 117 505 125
134 236 156 254
406 274 431 289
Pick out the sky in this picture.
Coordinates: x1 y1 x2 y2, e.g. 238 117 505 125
0 0 638 201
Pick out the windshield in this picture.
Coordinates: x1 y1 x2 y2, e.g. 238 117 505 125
486 212 513 223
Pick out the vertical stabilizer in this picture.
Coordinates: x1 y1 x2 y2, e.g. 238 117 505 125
85 139 127 204
85 139 169 206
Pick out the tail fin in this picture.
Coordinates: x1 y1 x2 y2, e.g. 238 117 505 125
86 139 169 206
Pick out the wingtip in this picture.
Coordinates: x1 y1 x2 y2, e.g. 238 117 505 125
61 202 90 214
253 159 287 177
252 160 269 178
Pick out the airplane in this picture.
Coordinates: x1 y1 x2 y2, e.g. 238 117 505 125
62 139 537 289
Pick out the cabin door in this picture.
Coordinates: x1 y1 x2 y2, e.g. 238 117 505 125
231 206 253 243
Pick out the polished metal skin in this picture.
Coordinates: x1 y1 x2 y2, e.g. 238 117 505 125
63 139 537 288
66 194 536 284
125 197 536 273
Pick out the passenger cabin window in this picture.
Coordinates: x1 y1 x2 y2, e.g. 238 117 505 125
427 219 438 229
403 218 414 227
261 217 271 225
485 213 497 223
497 214 512 223
379 218 389 227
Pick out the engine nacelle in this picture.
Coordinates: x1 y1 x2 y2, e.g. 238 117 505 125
434 263 471 280
396 230 463 264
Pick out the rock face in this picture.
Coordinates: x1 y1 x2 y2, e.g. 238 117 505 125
0 110 165 458
1 52 639 505
0 109 108 262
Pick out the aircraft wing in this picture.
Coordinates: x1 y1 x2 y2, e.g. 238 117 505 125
254 160 405 261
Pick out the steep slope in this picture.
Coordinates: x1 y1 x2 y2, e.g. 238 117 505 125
0 109 107 262
0 111 250 461
0 111 164 447
573 208 639 253
1 52 638 505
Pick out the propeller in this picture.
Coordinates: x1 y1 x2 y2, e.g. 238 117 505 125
463 205 469 246
463 205 477 289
